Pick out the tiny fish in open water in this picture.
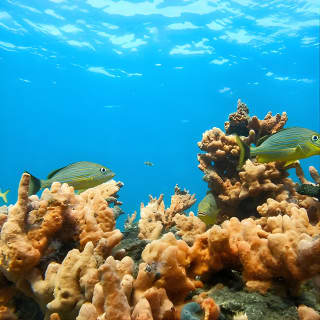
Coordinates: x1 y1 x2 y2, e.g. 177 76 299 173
0 189 10 203
236 127 320 169
144 161 154 167
26 161 115 195
197 192 220 225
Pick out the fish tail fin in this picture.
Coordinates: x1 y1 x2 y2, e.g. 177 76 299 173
3 189 9 203
235 135 250 171
24 171 41 195
0 189 10 203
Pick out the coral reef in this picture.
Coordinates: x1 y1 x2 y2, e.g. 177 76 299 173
198 100 319 223
190 209 320 293
138 185 197 241
224 99 288 142
1 99 320 320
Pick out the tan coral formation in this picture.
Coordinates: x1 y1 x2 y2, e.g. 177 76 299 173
0 173 128 319
298 305 320 320
138 195 165 241
248 111 288 139
224 99 287 141
77 189 116 249
173 212 206 244
256 163 320 222
162 185 196 227
1 175 201 320
190 208 320 293
2 101 320 320
198 101 319 222
198 127 240 162
2 169 320 319
309 166 320 184
199 154 294 220
224 99 250 136
134 232 202 305
0 174 77 279
138 185 196 241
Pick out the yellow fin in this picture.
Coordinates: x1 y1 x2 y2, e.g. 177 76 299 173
0 189 10 203
235 135 250 170
284 160 299 167
256 155 265 163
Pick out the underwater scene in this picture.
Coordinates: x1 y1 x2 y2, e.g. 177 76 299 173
1 0 320 319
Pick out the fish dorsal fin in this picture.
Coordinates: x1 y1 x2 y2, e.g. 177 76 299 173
256 134 271 146
256 128 289 146
47 166 67 179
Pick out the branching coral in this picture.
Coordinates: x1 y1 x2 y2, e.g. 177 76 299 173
0 173 127 319
29 242 135 320
138 195 165 241
138 186 196 241
135 232 201 304
0 174 77 281
190 208 320 293
257 164 320 223
163 185 196 227
2 100 320 320
46 242 98 319
198 152 294 220
77 189 116 249
197 127 240 185
173 213 206 245
197 101 319 223
75 255 134 320
224 99 250 136
224 99 288 141
248 111 288 140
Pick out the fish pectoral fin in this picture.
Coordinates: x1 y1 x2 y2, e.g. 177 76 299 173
284 160 298 167
295 144 306 156
0 189 9 203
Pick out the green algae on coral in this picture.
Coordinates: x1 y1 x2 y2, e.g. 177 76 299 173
297 183 320 200
210 287 299 320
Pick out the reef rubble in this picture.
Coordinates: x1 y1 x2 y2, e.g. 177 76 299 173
1 100 320 320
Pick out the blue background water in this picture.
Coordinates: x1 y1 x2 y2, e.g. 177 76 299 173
0 0 319 228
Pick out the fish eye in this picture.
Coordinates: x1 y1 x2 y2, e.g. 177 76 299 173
100 167 107 173
311 135 319 142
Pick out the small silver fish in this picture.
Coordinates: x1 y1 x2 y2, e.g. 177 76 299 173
26 161 115 195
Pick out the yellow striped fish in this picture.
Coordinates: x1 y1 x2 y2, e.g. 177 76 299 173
237 127 320 168
197 192 221 225
26 161 115 195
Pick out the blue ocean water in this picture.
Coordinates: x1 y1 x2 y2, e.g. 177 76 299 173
0 0 319 229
